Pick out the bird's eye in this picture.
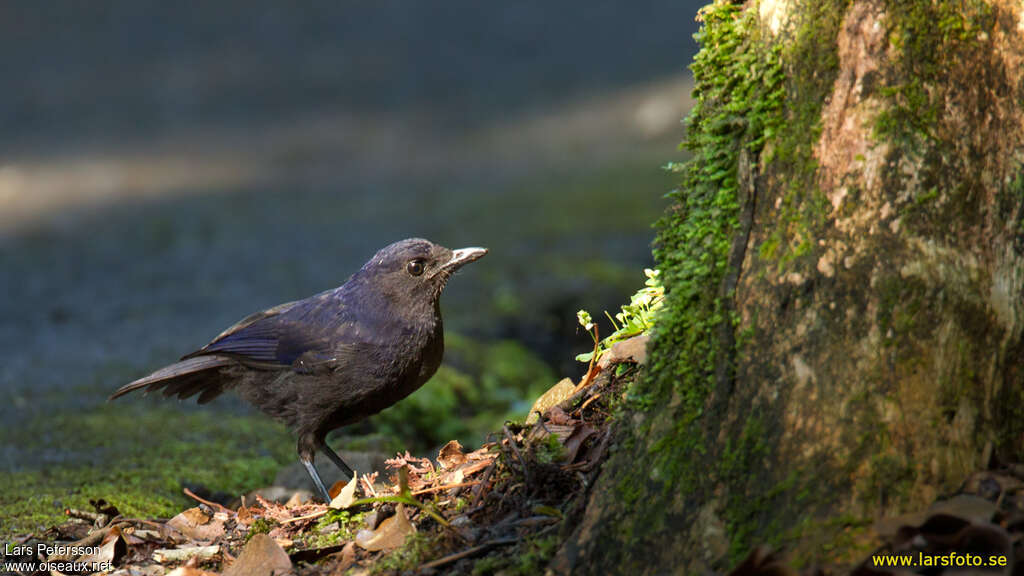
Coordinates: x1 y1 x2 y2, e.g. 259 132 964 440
406 259 425 276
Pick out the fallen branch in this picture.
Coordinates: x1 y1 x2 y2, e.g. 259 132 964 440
502 424 531 489
183 487 233 515
418 538 517 571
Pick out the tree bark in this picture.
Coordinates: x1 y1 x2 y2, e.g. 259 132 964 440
559 0 1024 573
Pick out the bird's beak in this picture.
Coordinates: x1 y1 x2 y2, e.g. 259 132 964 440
442 247 488 271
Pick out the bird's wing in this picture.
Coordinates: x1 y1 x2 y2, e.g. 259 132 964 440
182 292 340 369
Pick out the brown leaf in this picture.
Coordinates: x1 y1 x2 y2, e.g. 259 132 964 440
284 491 309 508
75 525 127 569
385 451 434 475
235 505 254 526
167 507 226 543
547 406 573 426
223 533 292 576
563 424 598 463
354 503 416 551
329 473 359 509
455 457 495 478
526 423 575 445
438 440 467 470
330 541 358 573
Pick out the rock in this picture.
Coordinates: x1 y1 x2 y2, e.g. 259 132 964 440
223 533 292 576
526 378 575 425
596 334 649 368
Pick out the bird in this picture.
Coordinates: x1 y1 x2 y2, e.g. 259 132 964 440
110 238 487 502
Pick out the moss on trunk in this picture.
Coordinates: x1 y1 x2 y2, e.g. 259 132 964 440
561 1 1024 573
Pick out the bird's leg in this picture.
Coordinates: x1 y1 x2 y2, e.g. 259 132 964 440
317 438 355 478
299 434 332 502
301 457 332 503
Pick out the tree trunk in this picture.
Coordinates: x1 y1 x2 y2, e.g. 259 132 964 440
559 0 1024 572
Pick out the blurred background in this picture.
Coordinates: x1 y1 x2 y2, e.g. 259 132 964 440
0 1 703 531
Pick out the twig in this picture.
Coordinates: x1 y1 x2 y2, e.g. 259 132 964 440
418 538 517 570
280 509 329 524
153 545 219 563
116 518 168 531
503 424 531 488
576 392 603 416
183 487 233 515
573 325 601 394
64 508 108 526
411 481 480 496
470 462 496 508
360 472 379 498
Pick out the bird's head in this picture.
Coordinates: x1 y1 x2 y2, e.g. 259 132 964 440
356 238 487 308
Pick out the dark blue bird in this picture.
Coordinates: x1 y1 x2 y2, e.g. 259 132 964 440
110 238 487 501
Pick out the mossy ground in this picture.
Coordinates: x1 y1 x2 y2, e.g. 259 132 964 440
0 334 557 539
0 401 294 536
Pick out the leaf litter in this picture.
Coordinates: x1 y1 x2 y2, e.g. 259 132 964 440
9 335 646 575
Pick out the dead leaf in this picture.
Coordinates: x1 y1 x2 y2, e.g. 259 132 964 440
236 506 253 526
563 424 598 463
329 472 359 509
284 491 308 508
385 452 434 475
438 440 467 470
330 541 358 573
526 378 575 425
222 533 292 576
454 457 494 477
355 503 416 551
547 406 573 426
75 525 127 569
526 423 575 445
167 507 225 542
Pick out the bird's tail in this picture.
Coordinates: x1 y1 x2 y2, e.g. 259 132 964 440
109 356 235 404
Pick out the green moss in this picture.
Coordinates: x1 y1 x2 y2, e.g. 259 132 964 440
370 532 433 575
0 402 293 537
719 416 772 561
534 433 567 465
760 0 850 268
874 0 993 147
644 0 787 426
594 0 851 567
247 517 277 540
874 0 996 234
302 510 366 549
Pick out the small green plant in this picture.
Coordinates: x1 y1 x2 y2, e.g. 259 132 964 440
576 268 664 364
